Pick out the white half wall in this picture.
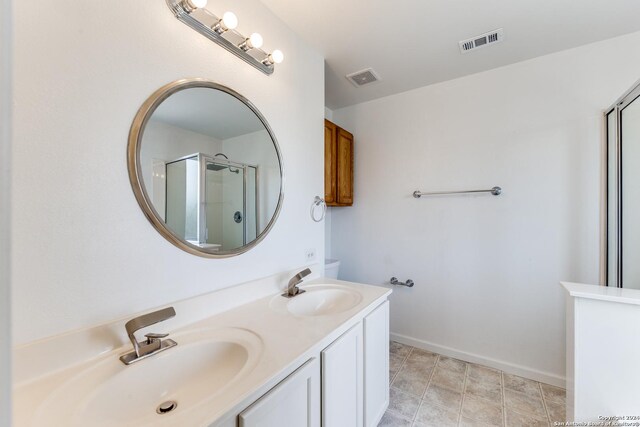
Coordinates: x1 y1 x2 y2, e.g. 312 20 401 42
330 31 640 384
12 0 324 344
0 0 11 422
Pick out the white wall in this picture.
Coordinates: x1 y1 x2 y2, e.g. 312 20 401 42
324 106 333 121
330 31 640 383
0 0 12 422
12 0 324 344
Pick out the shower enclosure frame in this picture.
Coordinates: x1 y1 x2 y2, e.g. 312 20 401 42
165 152 260 248
603 79 640 287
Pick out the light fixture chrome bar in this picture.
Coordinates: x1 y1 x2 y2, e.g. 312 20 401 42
166 0 274 75
413 186 502 198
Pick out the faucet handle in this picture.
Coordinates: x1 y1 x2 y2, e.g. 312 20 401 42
120 307 177 365
145 332 169 340
298 268 312 278
124 307 176 337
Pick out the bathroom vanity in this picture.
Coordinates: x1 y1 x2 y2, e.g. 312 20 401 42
13 270 391 427
12 80 391 426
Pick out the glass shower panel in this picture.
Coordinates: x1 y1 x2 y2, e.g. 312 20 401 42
205 160 244 251
606 111 618 286
165 156 199 241
621 94 640 289
204 161 223 246
245 166 258 242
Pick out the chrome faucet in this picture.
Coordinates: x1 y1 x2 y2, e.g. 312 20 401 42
282 268 312 298
119 307 178 365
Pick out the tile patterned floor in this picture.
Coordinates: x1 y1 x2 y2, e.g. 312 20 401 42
380 341 566 427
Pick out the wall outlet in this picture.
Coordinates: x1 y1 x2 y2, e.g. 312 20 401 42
305 248 316 262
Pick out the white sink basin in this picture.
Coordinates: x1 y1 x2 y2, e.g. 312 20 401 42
32 328 262 427
273 284 363 317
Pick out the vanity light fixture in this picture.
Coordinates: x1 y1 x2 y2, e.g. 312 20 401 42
165 0 284 75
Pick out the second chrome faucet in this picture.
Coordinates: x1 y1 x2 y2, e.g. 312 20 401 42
120 306 177 365
282 268 312 298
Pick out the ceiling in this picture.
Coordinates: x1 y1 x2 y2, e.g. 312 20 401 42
260 0 640 109
152 88 266 140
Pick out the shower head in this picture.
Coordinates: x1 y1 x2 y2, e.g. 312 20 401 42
207 163 240 173
210 152 240 173
206 163 227 171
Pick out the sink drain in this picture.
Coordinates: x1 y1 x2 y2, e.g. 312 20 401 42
156 400 178 415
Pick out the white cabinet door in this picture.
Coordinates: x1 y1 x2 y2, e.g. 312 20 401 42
321 323 364 427
239 358 320 427
364 301 389 427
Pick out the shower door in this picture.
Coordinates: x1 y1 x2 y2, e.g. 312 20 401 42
202 156 259 251
605 81 640 288
165 155 200 242
165 153 259 252
204 158 244 250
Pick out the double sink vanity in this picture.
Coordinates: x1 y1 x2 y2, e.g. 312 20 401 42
14 270 391 426
14 79 391 426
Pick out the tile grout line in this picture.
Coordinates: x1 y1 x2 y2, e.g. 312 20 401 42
422 353 438 397
539 382 552 426
502 374 558 426
395 345 424 425
458 362 469 425
501 371 507 427
390 344 411 385
415 347 437 425
405 347 419 425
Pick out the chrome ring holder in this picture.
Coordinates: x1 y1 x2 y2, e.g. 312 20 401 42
390 277 414 287
310 196 326 222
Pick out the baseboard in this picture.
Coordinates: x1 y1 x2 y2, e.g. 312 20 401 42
390 332 566 388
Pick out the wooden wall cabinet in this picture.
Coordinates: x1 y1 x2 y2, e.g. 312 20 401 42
324 119 353 206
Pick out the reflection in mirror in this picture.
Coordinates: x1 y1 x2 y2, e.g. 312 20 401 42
131 81 282 257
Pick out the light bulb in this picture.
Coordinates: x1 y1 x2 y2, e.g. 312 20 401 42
270 49 284 64
240 33 264 51
263 49 284 66
183 0 206 12
190 0 207 7
212 11 238 33
249 33 263 49
222 12 238 30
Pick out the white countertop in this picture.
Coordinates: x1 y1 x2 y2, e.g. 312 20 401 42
561 281 640 306
13 276 391 426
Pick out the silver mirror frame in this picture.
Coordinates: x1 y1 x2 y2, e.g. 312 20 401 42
127 78 285 258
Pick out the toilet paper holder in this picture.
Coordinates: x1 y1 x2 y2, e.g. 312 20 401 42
390 277 414 287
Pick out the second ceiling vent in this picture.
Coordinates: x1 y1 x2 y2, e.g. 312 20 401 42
346 68 381 87
459 28 504 53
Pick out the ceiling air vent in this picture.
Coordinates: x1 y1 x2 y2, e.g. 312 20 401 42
346 68 381 87
459 28 504 54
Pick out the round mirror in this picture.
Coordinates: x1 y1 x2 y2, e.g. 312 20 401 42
128 79 283 257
